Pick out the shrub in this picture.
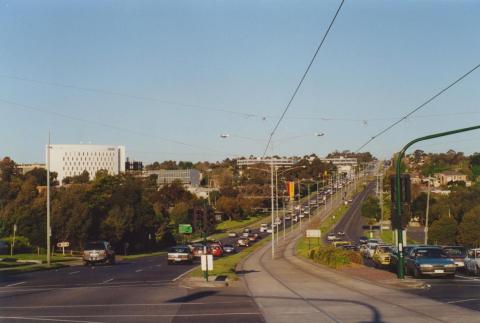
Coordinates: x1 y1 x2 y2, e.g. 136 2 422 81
0 235 32 253
309 245 360 269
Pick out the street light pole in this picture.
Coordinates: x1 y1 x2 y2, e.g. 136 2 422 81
46 132 51 266
270 161 275 259
424 176 432 245
275 167 279 246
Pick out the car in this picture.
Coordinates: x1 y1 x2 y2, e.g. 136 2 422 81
364 243 378 259
266 228 273 233
284 215 291 220
242 232 250 238
228 232 237 237
442 246 467 269
248 233 258 242
405 247 456 278
210 245 224 257
337 231 346 237
243 228 251 234
223 244 236 254
259 224 268 233
358 236 369 245
83 241 115 266
327 233 337 241
373 245 392 268
299 214 305 218
236 238 250 247
0 240 9 254
167 245 193 264
464 248 480 276
389 244 429 270
340 244 358 251
192 244 210 258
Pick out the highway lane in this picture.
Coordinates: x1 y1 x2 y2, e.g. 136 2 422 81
0 254 263 322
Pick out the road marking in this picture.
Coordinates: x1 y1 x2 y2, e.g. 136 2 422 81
69 271 80 275
0 301 253 309
5 282 26 287
102 278 114 284
0 317 100 323
447 298 480 304
156 264 162 267
172 266 198 282
454 274 479 281
135 269 143 273
10 313 262 319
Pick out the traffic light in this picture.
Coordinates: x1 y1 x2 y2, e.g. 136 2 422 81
390 174 411 204
190 207 216 234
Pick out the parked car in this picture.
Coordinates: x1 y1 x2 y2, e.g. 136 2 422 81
223 244 236 254
464 248 480 276
83 241 115 266
405 247 456 278
442 246 467 269
333 240 351 248
228 232 237 237
243 228 251 234
364 243 378 259
340 244 358 251
167 245 193 265
373 245 392 268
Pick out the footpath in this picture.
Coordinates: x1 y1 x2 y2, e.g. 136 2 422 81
238 189 479 323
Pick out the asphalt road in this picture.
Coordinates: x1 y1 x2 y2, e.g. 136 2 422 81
0 255 263 322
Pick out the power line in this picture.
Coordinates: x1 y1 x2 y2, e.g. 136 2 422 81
262 0 345 157
356 62 480 152
0 74 260 119
0 98 228 156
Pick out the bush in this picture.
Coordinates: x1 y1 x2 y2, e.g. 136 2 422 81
0 235 32 254
308 245 361 269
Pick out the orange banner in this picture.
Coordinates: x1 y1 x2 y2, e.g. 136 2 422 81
287 181 295 201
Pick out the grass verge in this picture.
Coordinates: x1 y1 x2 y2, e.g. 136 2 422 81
189 237 272 281
0 253 79 263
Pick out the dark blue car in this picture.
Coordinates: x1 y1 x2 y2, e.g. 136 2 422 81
405 247 456 278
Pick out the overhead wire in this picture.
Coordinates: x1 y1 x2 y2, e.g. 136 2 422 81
355 62 480 152
0 98 229 156
262 0 345 157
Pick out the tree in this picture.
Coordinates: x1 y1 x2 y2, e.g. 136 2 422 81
361 196 381 224
428 215 457 245
216 196 245 221
0 157 16 182
457 206 480 247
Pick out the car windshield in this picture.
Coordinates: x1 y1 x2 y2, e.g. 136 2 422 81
85 242 105 250
414 248 448 258
443 247 466 257
378 247 391 253
171 247 189 253
224 245 233 248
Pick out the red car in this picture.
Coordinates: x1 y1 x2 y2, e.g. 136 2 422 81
210 245 223 257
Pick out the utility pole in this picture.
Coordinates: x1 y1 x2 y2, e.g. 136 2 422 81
46 132 51 266
307 183 311 221
380 167 384 233
275 167 279 246
270 161 275 259
424 176 432 245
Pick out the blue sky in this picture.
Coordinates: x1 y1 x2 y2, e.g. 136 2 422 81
1 0 479 163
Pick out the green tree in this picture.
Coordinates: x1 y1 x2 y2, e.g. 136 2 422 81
361 196 381 224
457 206 480 247
429 215 457 245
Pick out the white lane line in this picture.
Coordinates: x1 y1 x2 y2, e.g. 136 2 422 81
102 278 114 284
447 298 480 304
0 316 100 323
135 269 143 273
0 301 253 309
155 264 162 267
12 313 261 319
455 274 479 281
5 282 26 287
68 271 80 275
172 266 198 282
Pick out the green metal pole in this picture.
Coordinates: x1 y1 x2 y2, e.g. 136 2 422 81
395 124 480 279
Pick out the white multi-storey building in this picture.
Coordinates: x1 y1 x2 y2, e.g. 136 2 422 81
47 144 125 184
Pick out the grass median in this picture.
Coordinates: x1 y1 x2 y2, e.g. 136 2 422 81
189 236 272 281
118 251 166 261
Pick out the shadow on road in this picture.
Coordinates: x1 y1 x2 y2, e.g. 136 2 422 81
167 290 218 303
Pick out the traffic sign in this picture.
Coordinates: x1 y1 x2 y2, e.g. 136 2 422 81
179 224 192 234
201 254 213 271
57 242 70 248
306 230 321 238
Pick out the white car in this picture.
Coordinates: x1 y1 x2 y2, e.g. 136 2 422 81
228 232 237 237
465 248 480 276
259 224 268 233
327 233 336 241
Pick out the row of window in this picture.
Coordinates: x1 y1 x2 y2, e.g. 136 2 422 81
62 156 114 162
64 161 113 167
63 151 115 157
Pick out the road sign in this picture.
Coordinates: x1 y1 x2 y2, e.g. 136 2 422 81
57 242 70 248
201 254 213 271
178 224 192 234
306 230 321 238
